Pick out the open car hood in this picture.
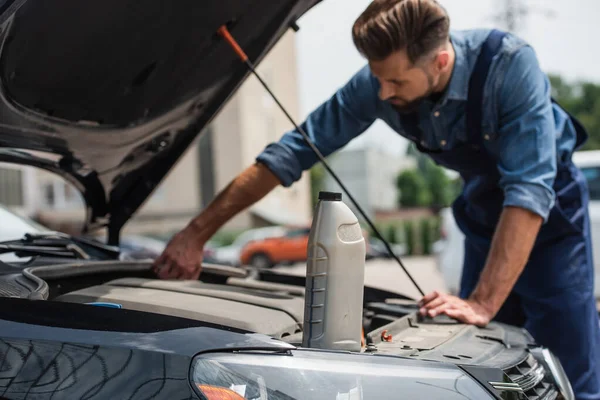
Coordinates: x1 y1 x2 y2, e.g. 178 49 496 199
0 0 321 243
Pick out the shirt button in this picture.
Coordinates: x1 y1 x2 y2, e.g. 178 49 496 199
433 111 440 117
484 134 490 140
440 140 447 146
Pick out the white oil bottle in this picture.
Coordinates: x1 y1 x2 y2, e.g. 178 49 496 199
302 191 366 352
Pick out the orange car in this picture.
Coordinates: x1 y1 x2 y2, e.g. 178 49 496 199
240 226 372 268
239 227 311 268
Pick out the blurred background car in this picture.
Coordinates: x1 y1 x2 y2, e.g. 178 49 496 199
118 234 220 263
240 226 311 268
239 225 381 268
211 226 287 267
118 235 168 260
367 236 407 259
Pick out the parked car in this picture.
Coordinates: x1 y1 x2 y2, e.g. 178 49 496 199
0 1 573 398
240 226 311 268
212 226 287 266
241 226 382 268
367 236 407 259
435 149 600 299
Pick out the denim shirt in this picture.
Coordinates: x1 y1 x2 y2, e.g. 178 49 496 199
256 29 579 222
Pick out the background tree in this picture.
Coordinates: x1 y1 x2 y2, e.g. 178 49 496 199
398 144 455 209
309 163 325 209
422 158 454 208
395 169 432 207
549 74 600 151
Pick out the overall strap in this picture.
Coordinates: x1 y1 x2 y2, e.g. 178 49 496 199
466 29 508 144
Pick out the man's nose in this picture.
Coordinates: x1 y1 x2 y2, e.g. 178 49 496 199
379 83 394 101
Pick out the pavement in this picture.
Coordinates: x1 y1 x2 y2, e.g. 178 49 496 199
272 256 449 300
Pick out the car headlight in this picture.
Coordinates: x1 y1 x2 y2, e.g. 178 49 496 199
190 349 495 399
531 348 575 400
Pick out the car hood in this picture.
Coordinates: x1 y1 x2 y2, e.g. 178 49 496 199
0 0 321 242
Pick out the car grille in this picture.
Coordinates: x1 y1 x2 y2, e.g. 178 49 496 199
504 353 559 400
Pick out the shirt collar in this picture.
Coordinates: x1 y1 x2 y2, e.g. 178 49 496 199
443 32 469 102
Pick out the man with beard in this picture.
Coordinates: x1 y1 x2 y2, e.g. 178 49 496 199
153 0 600 396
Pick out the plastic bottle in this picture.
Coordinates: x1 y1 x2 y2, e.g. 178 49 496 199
302 191 366 352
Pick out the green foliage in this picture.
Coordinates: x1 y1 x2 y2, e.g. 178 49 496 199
449 177 464 200
403 220 415 255
396 169 432 207
420 218 432 255
309 163 326 209
398 144 458 209
211 230 241 247
549 74 600 151
430 216 441 242
422 158 454 208
387 224 398 244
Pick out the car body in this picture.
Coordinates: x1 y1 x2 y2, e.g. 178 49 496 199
435 149 600 298
0 0 573 398
239 226 310 268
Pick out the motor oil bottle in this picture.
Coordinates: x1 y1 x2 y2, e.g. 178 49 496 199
302 191 366 352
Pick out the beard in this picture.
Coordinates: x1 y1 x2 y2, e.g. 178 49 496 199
389 71 436 114
391 95 430 114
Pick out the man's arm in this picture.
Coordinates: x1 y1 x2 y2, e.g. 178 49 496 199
153 65 381 279
256 64 381 187
419 207 542 326
420 43 557 325
188 163 281 243
153 163 280 279
468 206 542 316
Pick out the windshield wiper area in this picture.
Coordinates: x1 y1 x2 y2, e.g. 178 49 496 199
0 232 120 260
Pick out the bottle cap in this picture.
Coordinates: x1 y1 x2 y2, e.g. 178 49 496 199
318 191 342 201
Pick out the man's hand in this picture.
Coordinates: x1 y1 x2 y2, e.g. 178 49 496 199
418 206 542 328
152 225 205 280
418 291 494 328
151 162 281 281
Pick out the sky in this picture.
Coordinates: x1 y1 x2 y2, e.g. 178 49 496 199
291 0 600 156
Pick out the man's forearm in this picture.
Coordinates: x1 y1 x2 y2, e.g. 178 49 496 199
469 206 543 316
187 162 281 242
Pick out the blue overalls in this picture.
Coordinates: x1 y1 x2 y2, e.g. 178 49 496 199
421 30 600 399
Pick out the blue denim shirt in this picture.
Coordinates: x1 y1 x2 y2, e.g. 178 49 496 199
256 29 579 222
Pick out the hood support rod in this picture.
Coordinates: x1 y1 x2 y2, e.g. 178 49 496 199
217 25 425 298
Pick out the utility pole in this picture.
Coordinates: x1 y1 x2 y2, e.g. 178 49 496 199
491 0 555 34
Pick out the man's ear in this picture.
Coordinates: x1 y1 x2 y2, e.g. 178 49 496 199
435 51 450 72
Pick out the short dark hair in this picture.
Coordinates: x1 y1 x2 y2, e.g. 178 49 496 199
352 0 450 63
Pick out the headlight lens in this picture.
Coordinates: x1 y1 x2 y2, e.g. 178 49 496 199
531 348 574 400
190 349 494 400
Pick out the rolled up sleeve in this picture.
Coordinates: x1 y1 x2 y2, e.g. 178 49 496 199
256 65 380 187
495 45 557 221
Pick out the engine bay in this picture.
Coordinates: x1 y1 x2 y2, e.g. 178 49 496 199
0 259 529 366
